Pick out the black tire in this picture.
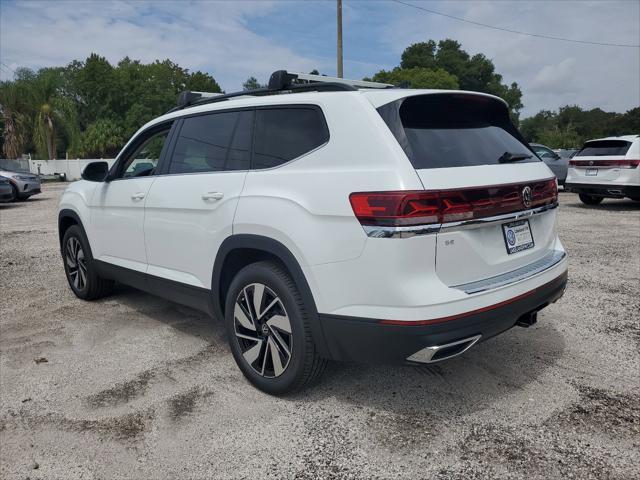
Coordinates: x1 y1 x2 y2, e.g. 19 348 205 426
62 225 113 300
9 184 18 202
224 261 327 395
579 193 603 205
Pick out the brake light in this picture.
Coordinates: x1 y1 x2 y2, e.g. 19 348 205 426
350 179 557 227
569 159 640 168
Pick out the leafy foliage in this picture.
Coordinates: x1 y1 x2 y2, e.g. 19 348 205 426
367 67 459 89
520 106 639 148
0 54 221 159
370 39 523 120
242 76 266 91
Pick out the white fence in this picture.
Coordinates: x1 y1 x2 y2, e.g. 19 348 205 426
0 158 116 181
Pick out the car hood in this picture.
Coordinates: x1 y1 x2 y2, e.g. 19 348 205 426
0 169 37 178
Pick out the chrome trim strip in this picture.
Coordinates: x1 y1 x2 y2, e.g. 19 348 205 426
452 250 566 294
439 202 558 233
362 223 441 238
406 334 482 364
362 203 558 238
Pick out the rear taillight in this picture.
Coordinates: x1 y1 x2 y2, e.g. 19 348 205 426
569 159 640 168
350 178 557 227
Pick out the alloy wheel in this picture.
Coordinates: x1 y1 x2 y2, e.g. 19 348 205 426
233 283 293 378
66 237 87 291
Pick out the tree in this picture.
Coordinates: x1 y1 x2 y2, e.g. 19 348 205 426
368 67 459 89
519 105 639 148
242 76 265 91
79 119 125 157
0 81 29 158
29 68 79 159
371 39 524 120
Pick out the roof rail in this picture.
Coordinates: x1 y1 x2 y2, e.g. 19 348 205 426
168 69 394 113
267 70 393 90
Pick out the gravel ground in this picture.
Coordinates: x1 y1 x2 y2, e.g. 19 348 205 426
1 183 639 480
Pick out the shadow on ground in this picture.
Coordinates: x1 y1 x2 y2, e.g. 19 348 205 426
101 283 567 421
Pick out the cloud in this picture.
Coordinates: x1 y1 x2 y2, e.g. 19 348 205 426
0 0 318 90
529 58 577 94
378 0 640 115
1 0 638 117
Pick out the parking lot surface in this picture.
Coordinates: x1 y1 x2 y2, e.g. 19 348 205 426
1 183 639 479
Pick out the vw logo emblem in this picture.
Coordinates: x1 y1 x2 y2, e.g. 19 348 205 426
589 160 594 166
522 186 533 208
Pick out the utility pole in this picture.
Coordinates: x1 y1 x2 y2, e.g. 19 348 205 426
337 0 343 78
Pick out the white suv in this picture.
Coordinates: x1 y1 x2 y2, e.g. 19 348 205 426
565 135 640 204
58 71 568 394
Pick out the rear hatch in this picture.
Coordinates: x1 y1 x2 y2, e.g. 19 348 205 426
377 92 558 287
568 139 634 184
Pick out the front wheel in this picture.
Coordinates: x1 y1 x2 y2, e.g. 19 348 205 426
579 193 603 205
9 184 18 202
224 261 327 394
62 225 113 300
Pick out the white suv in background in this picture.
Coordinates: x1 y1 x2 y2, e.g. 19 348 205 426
566 135 640 205
58 71 568 394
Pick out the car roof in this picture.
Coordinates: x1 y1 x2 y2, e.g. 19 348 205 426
585 135 639 143
140 88 509 134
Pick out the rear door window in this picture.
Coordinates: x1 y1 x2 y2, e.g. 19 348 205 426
377 94 537 169
168 110 252 174
253 107 328 169
575 140 631 157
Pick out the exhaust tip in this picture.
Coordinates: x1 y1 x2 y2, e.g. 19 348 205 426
407 335 481 364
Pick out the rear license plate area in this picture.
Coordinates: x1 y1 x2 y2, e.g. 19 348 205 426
586 168 598 176
502 220 534 254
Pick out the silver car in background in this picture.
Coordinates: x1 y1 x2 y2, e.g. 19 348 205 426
0 169 42 201
0 175 13 202
530 143 569 186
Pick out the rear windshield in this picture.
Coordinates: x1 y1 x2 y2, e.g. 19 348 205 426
576 140 631 157
377 94 537 169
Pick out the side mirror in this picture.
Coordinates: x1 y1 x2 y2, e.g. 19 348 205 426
81 161 109 182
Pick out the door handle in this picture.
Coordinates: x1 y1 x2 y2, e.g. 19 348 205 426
202 192 224 201
131 192 146 200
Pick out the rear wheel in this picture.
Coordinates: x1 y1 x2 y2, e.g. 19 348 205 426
224 261 327 394
579 193 603 205
62 225 113 300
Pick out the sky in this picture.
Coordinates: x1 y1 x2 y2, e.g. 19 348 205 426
0 0 638 117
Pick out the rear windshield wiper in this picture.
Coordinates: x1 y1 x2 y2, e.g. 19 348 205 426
498 152 532 163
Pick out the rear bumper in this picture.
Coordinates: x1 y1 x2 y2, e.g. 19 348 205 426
565 183 640 198
318 271 567 363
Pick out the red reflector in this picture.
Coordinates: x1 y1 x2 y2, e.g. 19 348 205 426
569 159 640 168
349 178 557 227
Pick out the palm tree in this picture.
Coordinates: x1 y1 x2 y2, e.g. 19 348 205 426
0 81 28 159
30 69 79 159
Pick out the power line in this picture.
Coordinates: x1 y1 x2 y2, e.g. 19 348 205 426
390 0 640 48
0 62 16 74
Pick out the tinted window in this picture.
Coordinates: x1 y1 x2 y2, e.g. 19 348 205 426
253 108 328 169
120 127 171 179
576 140 631 157
377 94 537 169
169 111 252 174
